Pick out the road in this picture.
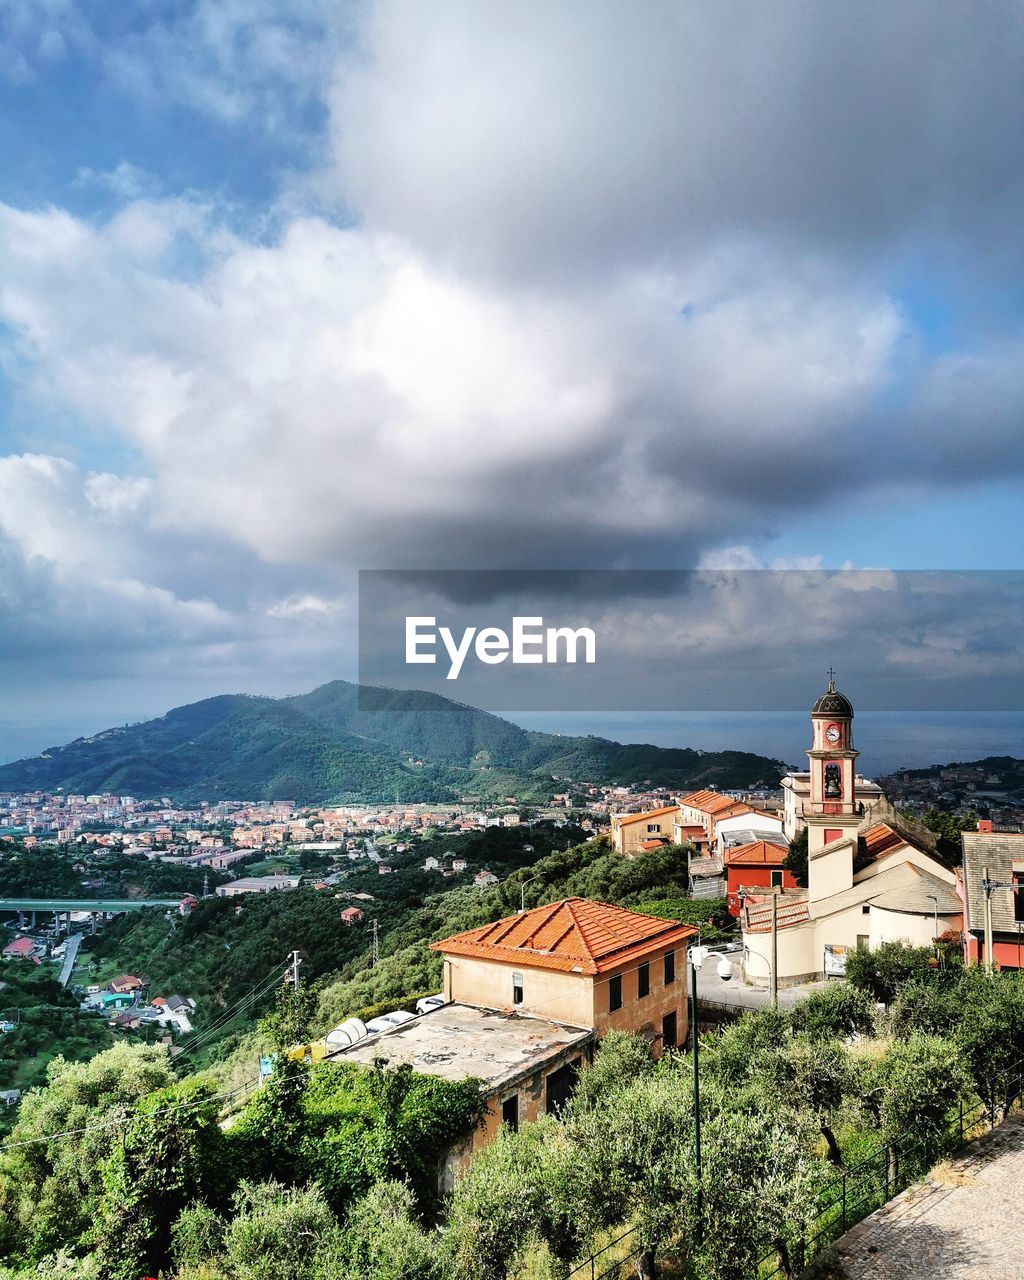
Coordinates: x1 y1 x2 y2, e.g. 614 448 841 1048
695 956 830 1011
58 933 82 987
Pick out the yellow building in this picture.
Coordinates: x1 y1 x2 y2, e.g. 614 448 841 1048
610 805 680 854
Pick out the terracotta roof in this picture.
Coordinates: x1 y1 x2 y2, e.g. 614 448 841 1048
613 806 679 827
431 897 697 976
862 822 911 858
639 838 669 851
680 790 750 818
679 790 720 809
2 937 35 955
743 892 811 933
724 840 789 867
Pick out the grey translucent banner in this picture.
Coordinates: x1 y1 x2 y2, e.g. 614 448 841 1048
358 569 1024 713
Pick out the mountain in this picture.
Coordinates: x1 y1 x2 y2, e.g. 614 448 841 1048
0 680 785 804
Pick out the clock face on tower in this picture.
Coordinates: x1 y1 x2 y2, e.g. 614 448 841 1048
825 724 842 746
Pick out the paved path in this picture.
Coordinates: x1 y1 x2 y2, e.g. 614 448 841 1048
695 960 829 1011
57 933 82 987
834 1111 1024 1279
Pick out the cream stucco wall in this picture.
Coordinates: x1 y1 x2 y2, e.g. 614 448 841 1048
743 925 817 986
744 904 962 984
807 835 856 898
442 954 593 1027
442 945 690 1048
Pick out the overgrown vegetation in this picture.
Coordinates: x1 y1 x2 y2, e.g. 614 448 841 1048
5 955 1023 1280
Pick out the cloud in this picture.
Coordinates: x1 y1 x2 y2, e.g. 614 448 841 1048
329 2 1024 284
0 198 917 574
2 4 1024 724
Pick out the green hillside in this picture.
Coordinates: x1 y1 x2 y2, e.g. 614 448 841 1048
0 680 784 803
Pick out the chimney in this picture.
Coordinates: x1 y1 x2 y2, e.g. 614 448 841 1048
978 819 994 833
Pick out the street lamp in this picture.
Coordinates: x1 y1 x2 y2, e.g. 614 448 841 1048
689 944 706 1242
519 873 541 914
926 893 939 942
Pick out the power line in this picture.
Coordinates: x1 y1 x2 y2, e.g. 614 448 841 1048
171 961 291 1063
0 1075 264 1154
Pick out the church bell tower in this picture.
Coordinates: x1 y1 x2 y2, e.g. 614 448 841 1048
805 669 861 860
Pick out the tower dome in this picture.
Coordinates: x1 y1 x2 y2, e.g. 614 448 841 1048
811 670 853 718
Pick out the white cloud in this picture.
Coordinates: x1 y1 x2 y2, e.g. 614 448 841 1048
0 199 912 573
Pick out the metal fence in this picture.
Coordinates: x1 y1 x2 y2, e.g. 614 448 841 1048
755 1061 1024 1279
566 1062 1024 1280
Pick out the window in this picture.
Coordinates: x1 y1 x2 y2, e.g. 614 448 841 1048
638 962 650 999
646 823 660 833
609 975 622 1012
770 870 784 888
501 1094 519 1132
512 972 523 1005
857 934 870 951
1015 874 1024 923
664 951 675 985
662 1011 677 1050
862 904 871 915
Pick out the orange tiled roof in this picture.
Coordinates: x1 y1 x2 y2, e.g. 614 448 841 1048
862 822 907 857
431 897 697 976
679 789 720 809
724 840 789 867
613 806 679 827
679 790 750 817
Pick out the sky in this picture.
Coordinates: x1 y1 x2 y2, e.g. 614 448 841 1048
1 1 1024 755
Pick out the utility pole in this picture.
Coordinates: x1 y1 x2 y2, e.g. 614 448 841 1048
369 919 379 966
689 946 704 1244
770 887 779 1010
289 949 302 989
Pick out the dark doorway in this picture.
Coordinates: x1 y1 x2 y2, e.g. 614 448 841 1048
545 1060 579 1115
662 1011 677 1050
501 1094 519 1131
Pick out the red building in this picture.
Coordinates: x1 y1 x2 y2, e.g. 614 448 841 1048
724 840 797 916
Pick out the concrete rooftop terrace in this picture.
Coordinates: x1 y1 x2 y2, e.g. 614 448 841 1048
327 1003 594 1091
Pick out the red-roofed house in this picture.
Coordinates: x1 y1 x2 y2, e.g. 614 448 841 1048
725 840 797 916
2 936 39 961
432 897 697 1048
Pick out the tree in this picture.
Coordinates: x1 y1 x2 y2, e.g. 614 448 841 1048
752 1036 853 1168
0 1043 174 1263
783 828 809 888
844 942 933 1004
954 969 1024 1119
859 1034 969 1182
790 982 876 1041
336 1180 439 1280
94 1076 229 1280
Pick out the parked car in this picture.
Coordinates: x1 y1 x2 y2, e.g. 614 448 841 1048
365 1010 416 1034
415 994 446 1015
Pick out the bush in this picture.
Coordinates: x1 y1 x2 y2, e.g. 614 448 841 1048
790 983 876 1041
844 942 933 1004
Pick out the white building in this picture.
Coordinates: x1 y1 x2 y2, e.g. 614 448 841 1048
741 676 961 984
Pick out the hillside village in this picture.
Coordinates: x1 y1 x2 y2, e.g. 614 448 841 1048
0 679 1022 1278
